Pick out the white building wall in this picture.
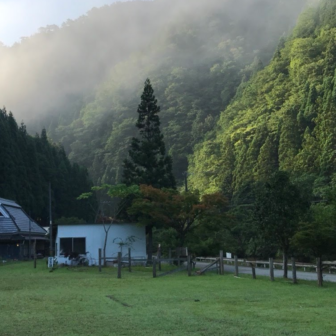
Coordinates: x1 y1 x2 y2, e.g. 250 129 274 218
56 223 146 265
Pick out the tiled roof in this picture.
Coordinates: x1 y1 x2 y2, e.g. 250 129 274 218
0 198 46 236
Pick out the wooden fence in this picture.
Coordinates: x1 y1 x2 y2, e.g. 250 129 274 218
97 248 336 287
97 248 191 279
196 253 336 287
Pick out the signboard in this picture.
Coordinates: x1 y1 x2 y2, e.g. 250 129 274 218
226 252 232 259
48 257 54 268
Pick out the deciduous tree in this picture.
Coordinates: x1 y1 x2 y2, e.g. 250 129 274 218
128 185 229 247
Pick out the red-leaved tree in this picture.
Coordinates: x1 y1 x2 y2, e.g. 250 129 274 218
128 185 229 246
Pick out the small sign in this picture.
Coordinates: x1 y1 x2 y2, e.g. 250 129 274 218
226 252 232 259
48 257 54 268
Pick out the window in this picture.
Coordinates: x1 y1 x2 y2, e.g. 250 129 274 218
60 238 72 255
60 238 86 255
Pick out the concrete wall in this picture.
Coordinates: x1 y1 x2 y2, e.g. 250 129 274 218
55 223 146 265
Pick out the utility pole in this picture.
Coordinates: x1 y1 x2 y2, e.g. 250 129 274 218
28 218 31 260
49 182 53 257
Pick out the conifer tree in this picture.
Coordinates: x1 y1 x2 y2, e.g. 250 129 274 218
278 106 301 171
123 79 176 189
123 79 176 261
293 127 318 174
0 109 94 224
255 134 279 180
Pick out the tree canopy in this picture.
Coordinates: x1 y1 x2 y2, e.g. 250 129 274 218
128 185 229 246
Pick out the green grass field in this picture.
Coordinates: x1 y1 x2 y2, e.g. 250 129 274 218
0 262 335 336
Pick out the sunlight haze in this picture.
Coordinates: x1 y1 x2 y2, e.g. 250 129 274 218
0 0 121 46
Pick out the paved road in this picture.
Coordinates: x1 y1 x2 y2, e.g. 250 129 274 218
195 262 336 283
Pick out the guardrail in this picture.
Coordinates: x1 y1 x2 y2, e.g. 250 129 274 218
195 257 336 273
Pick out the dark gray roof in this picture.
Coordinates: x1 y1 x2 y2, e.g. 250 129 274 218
0 198 46 236
0 217 17 233
0 198 18 207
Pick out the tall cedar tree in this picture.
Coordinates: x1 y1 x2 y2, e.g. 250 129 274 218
123 79 176 188
123 79 176 261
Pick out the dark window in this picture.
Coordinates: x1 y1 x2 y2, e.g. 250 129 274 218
0 211 3 217
73 238 86 254
60 238 72 255
60 238 86 255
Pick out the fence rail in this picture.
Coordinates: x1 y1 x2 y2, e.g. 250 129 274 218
196 257 336 272
96 248 336 287
196 255 336 287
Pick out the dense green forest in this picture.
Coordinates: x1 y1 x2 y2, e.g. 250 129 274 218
0 0 309 186
5 0 336 261
0 109 93 225
189 0 336 199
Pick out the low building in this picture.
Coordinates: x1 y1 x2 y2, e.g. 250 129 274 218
0 197 47 260
55 223 146 265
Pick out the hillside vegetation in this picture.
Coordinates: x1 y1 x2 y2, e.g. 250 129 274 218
0 109 93 224
58 0 307 185
0 0 308 185
189 0 336 198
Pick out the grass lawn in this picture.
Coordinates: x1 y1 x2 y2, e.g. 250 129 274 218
0 261 336 336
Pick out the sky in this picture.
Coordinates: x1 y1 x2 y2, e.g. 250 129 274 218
0 0 121 46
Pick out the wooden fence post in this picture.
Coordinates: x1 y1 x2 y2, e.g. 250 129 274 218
292 257 297 284
117 252 122 279
187 255 191 276
234 255 239 277
98 248 102 273
317 258 323 287
158 249 162 272
153 259 157 278
128 248 132 273
169 248 172 265
219 250 224 275
269 258 274 282
33 239 37 269
251 264 256 279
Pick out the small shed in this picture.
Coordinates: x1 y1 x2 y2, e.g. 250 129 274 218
55 223 146 265
0 197 47 260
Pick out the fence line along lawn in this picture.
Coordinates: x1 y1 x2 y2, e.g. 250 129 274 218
0 262 336 336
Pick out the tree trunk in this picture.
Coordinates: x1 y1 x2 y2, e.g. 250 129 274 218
283 251 288 279
103 234 107 266
103 225 111 266
147 226 153 265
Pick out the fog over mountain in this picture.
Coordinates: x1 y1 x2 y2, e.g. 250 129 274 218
0 0 310 125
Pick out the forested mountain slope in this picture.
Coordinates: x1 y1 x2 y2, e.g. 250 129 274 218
0 109 93 224
34 0 308 184
189 0 336 198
